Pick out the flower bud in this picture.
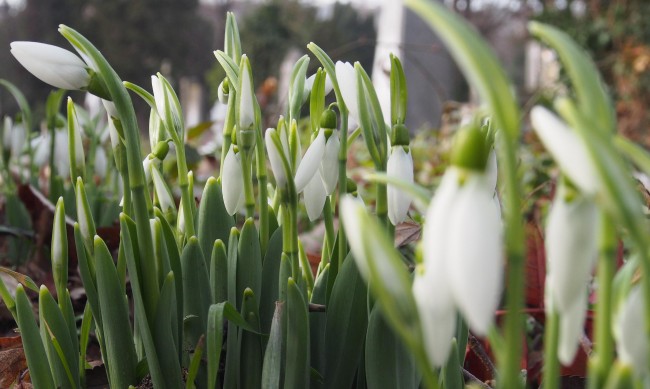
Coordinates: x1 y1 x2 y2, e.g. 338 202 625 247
11 41 90 90
222 145 245 215
294 130 326 193
387 146 413 225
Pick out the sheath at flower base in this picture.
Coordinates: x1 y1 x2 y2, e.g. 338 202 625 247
222 145 245 215
10 42 90 90
387 145 414 225
615 287 649 377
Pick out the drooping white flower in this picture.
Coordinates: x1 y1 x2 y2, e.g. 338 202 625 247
545 184 598 314
10 121 26 160
303 174 327 221
107 115 120 149
614 287 649 376
54 129 70 178
294 129 326 192
446 172 503 335
265 128 287 187
319 131 339 195
151 164 176 215
33 132 51 167
142 155 156 184
11 42 90 90
386 146 413 225
222 145 245 215
530 106 600 196
335 61 360 122
94 147 107 179
558 292 588 366
238 56 255 131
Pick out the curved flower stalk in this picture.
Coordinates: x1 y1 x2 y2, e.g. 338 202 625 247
614 287 649 378
10 41 109 99
416 126 503 363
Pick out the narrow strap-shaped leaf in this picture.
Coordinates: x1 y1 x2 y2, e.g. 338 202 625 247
39 286 78 389
123 81 157 113
79 303 93 380
120 214 167 388
288 55 310 123
0 274 16 320
224 228 241 388
389 54 407 126
356 63 388 163
442 338 463 389
186 335 205 389
154 272 183 387
73 223 101 328
237 218 262 309
181 236 212 350
210 239 229 304
198 177 234 262
15 285 55 389
310 265 329 380
240 288 263 389
214 50 240 93
207 304 226 389
260 228 284 335
284 278 310 389
324 255 368 389
262 302 284 389
306 43 345 113
94 235 137 388
0 267 39 292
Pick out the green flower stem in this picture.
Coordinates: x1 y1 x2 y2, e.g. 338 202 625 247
322 196 336 263
409 340 439 389
280 198 299 280
219 92 236 179
337 109 349 266
498 133 527 389
240 151 256 218
375 179 388 228
542 309 560 389
59 25 159 322
587 214 616 388
255 127 269 252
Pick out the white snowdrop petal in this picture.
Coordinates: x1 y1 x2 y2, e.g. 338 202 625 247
151 76 166 120
94 147 107 179
530 106 600 195
545 187 598 313
387 147 413 225
222 146 245 216
558 294 588 366
265 128 287 187
448 174 503 335
33 133 51 166
304 174 327 221
319 132 340 195
615 287 648 374
239 63 255 130
335 61 360 123
413 269 456 367
294 130 326 193
423 168 461 268
11 123 26 159
11 42 90 90
54 130 70 179
151 165 176 214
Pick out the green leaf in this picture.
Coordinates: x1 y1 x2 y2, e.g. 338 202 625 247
224 12 242 62
389 54 407 126
366 305 419 389
260 228 283 335
15 285 55 389
210 239 229 304
529 22 615 134
262 302 284 389
224 228 240 389
306 43 345 113
310 69 326 134
324 255 368 389
310 265 329 381
442 338 463 389
0 267 39 292
198 177 234 261
186 335 205 389
237 218 263 309
214 50 240 94
79 303 93 381
73 224 100 328
207 304 226 389
356 63 388 164
240 288 263 389
124 81 157 113
284 278 310 389
181 236 211 350
0 79 32 133
154 207 183 341
154 272 183 387
94 235 137 388
119 215 167 389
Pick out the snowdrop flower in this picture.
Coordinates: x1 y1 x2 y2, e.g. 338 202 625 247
303 72 333 103
265 128 287 187
142 154 161 184
614 287 649 377
319 130 339 195
151 164 177 217
417 125 503 353
530 106 600 196
294 129 326 192
2 116 12 154
335 61 360 122
558 292 588 365
386 145 413 225
222 145 245 215
10 120 26 161
33 132 51 167
11 42 90 90
54 129 70 178
238 56 255 131
94 147 107 179
303 174 327 221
